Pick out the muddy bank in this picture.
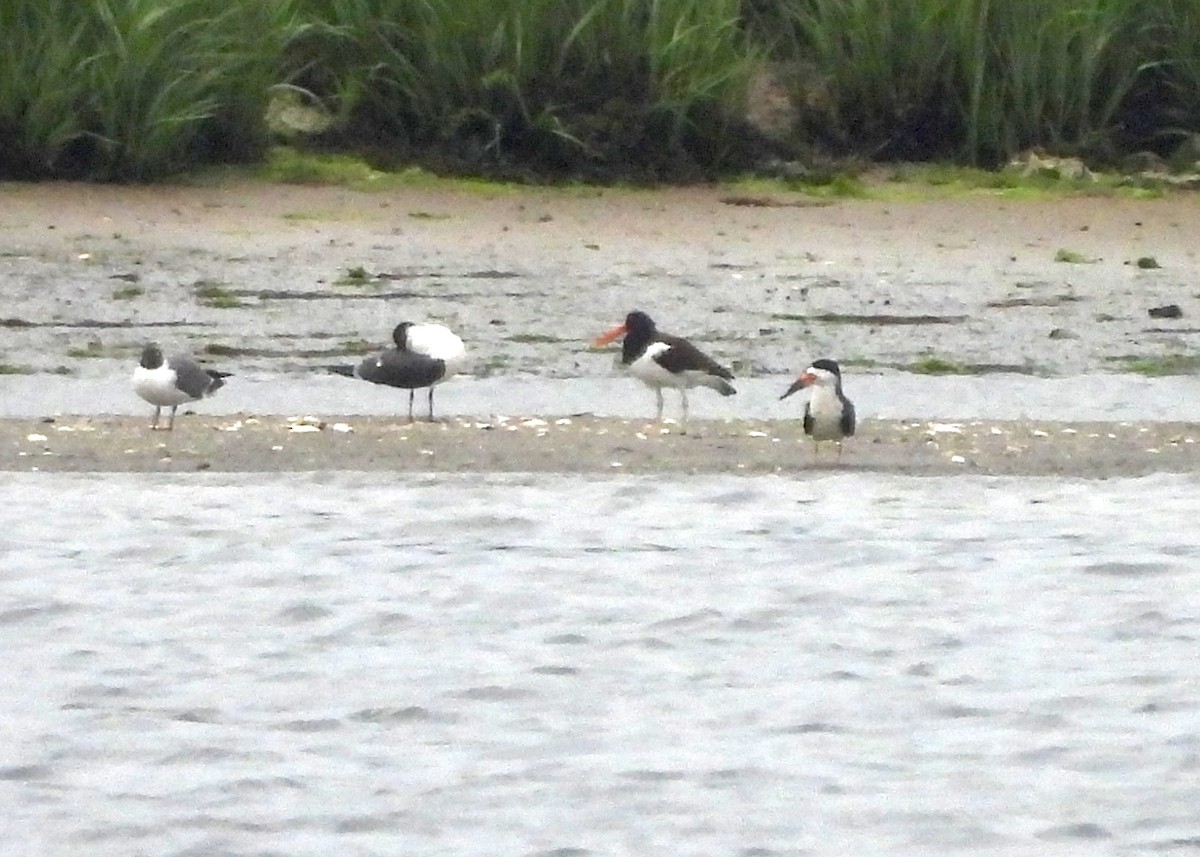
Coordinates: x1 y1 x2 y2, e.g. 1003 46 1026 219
5 414 1198 477
1 182 1199 385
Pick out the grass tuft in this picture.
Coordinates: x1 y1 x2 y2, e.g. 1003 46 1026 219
66 340 107 359
112 284 145 300
1112 354 1200 376
908 355 970 375
507 332 565 344
194 279 244 308
336 264 373 286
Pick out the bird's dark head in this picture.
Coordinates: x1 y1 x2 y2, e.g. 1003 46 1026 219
392 322 413 349
139 343 164 369
624 311 656 336
780 358 843 399
810 358 841 377
593 310 656 348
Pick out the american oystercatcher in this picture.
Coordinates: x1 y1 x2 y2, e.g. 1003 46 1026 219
593 310 736 431
780 358 856 454
329 321 466 421
133 343 231 430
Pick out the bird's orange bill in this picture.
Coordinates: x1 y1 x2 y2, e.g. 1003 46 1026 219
779 372 816 400
592 323 627 347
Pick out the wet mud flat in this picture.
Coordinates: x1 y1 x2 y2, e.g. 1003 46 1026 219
5 414 1199 477
1 182 1199 386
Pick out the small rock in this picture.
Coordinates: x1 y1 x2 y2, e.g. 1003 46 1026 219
1167 132 1200 172
1009 150 1093 181
1121 151 1166 173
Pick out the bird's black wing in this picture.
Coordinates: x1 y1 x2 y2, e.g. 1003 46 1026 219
654 334 734 379
356 348 446 389
171 355 226 398
840 398 856 437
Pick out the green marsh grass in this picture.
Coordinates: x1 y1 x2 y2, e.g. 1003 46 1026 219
759 0 959 158
755 0 1194 165
1 0 296 179
952 0 1146 164
1143 1 1200 141
5 0 1200 181
289 0 756 177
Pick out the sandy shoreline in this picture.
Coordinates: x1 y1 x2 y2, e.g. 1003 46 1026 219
6 414 1199 477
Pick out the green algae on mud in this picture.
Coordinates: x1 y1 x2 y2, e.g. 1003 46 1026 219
247 148 1185 203
1106 354 1200 376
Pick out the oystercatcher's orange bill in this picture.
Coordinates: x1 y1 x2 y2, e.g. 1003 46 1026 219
592 323 627 347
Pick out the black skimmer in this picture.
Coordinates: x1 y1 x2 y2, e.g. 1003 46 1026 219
133 343 231 430
329 321 466 421
780 358 856 454
594 310 735 431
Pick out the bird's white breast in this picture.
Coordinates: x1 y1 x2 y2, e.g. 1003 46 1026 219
628 341 677 388
806 386 846 440
133 364 193 407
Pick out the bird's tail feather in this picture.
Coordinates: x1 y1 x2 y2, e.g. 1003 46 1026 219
205 369 230 392
702 377 736 396
325 365 357 378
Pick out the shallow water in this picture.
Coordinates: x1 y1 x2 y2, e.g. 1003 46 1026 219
3 472 1199 856
6 371 1200 423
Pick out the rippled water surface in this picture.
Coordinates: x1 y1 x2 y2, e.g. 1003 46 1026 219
2 473 1199 857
